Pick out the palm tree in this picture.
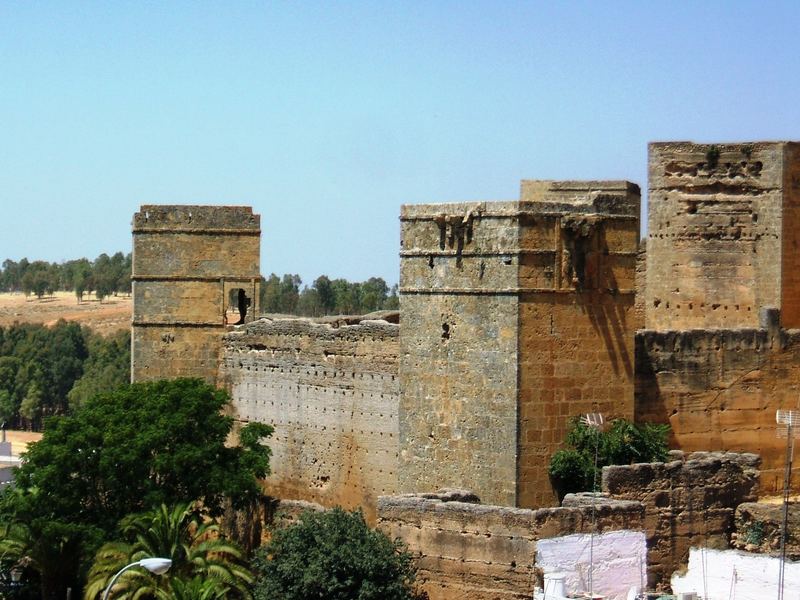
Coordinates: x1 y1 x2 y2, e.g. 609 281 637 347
0 519 88 599
84 502 253 600
155 576 228 600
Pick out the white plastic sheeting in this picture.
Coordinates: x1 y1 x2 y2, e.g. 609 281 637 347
672 547 800 600
536 530 647 600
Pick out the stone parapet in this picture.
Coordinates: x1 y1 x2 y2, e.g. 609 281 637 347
377 491 644 600
602 451 760 586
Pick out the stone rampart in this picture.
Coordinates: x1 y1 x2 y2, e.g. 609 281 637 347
220 315 399 521
635 324 800 494
377 490 644 600
645 141 800 330
602 451 760 586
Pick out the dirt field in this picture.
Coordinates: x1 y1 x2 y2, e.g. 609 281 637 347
0 291 132 335
2 430 43 456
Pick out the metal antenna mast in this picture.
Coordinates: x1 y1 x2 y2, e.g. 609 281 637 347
775 409 799 600
581 412 604 599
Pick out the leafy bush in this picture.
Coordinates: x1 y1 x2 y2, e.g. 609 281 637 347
549 418 670 500
252 508 424 600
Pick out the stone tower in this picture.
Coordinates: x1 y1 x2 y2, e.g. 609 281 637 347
131 205 261 382
646 141 800 330
398 181 640 508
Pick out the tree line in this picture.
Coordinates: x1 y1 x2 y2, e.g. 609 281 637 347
0 253 132 301
1 254 402 316
0 322 130 431
260 274 399 316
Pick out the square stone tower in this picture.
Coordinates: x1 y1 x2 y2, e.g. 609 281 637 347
131 205 261 382
646 141 800 329
399 181 639 508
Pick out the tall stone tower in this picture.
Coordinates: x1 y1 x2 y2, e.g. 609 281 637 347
399 181 640 508
646 141 800 329
131 205 261 382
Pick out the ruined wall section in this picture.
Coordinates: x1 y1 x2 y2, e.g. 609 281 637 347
132 205 260 382
645 142 796 330
377 491 644 600
399 202 520 507
517 181 639 508
732 501 800 559
220 317 399 521
603 451 760 587
635 324 800 494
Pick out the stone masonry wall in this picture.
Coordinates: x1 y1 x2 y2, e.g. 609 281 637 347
645 142 800 330
517 181 639 507
399 202 521 507
219 316 399 521
635 325 800 495
602 451 760 587
399 182 639 509
732 501 800 559
377 490 644 600
132 205 260 383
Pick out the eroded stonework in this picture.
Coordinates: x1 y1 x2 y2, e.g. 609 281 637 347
132 205 260 382
646 142 800 330
399 181 639 507
219 315 399 521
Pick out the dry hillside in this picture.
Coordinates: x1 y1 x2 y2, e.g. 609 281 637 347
0 291 131 335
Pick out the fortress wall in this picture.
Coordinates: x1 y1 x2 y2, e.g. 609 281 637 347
635 326 800 494
132 204 260 383
399 202 521 507
377 491 644 600
603 451 760 587
516 182 639 508
220 317 399 521
645 142 798 331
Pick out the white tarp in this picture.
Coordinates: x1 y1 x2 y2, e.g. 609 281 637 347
672 547 800 600
536 530 647 600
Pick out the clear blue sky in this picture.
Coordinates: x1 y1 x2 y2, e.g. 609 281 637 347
2 1 799 286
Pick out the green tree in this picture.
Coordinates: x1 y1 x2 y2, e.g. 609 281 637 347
67 329 130 410
548 417 670 500
331 278 358 314
84 502 253 600
0 518 98 600
1 378 273 599
252 508 421 600
19 381 43 430
313 275 336 314
384 284 400 310
360 277 388 313
70 259 93 303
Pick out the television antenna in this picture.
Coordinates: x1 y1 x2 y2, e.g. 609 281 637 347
581 412 605 599
775 409 799 600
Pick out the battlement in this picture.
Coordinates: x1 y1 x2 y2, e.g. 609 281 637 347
520 179 640 217
132 205 260 232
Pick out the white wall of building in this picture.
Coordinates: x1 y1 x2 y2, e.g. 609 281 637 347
536 530 646 600
672 547 800 600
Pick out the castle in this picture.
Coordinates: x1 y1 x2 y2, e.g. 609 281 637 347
131 141 800 596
